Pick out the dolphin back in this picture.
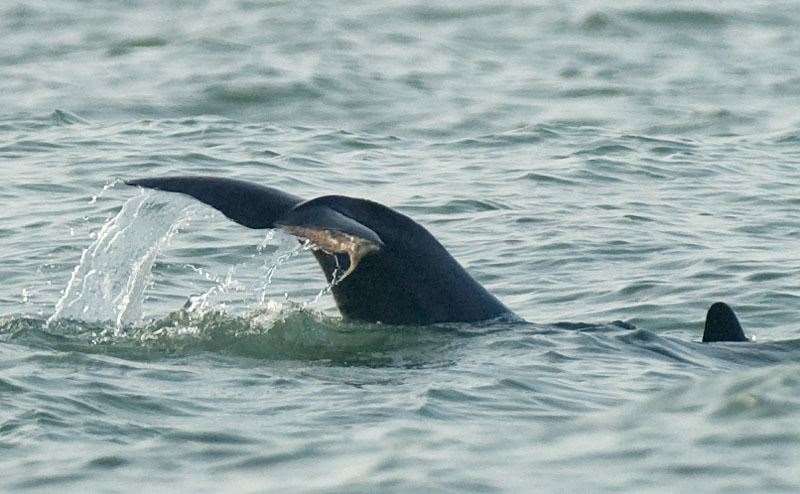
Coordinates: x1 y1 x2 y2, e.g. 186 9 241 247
286 195 514 324
703 302 748 342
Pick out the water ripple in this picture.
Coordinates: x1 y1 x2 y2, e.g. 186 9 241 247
2 0 800 490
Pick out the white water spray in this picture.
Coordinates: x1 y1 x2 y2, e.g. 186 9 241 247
48 191 192 331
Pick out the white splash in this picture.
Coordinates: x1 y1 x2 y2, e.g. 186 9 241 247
48 190 335 334
88 178 124 205
48 191 193 332
182 230 311 313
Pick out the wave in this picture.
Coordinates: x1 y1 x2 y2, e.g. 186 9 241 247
3 302 466 366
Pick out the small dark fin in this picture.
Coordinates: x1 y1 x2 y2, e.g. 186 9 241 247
703 302 748 342
126 176 302 229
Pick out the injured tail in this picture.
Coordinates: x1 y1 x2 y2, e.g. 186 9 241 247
703 302 748 342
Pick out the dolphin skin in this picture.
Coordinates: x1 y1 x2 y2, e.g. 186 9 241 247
127 176 513 325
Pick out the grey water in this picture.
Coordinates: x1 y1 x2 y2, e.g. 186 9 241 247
2 0 800 491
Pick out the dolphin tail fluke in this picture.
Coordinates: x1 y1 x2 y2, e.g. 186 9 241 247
126 176 303 229
124 176 512 324
703 302 748 342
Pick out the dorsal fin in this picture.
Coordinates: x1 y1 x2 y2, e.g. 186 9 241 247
703 302 748 342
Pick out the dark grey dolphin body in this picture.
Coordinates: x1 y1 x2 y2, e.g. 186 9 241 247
127 176 513 325
703 302 749 342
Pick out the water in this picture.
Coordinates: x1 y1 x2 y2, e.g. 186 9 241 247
2 1 800 491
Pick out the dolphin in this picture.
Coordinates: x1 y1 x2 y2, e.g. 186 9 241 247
126 176 514 325
703 302 748 342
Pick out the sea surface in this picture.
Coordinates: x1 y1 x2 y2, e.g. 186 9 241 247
2 1 800 492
